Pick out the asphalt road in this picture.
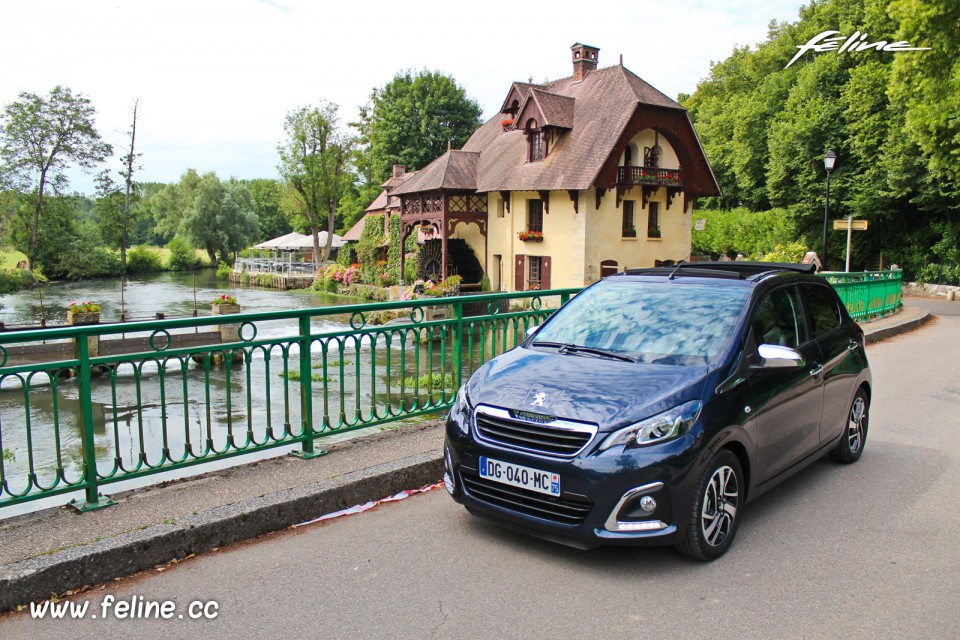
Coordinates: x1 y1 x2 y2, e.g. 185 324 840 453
905 296 960 317
3 317 958 640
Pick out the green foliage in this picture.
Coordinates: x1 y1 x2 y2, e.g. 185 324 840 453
278 369 330 383
0 267 36 294
357 70 483 183
356 212 385 281
243 178 290 242
277 102 355 263
683 0 960 276
165 236 200 270
125 245 164 274
0 85 112 266
402 372 455 391
216 260 233 279
480 273 491 292
181 174 258 264
1 448 13 463
691 208 799 259
761 241 809 263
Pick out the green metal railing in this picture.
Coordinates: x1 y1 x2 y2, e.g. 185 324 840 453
0 289 578 511
819 269 903 321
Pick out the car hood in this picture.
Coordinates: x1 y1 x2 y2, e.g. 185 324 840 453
466 347 709 429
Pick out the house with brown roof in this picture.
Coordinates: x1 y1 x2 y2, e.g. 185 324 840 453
391 43 720 291
341 165 416 261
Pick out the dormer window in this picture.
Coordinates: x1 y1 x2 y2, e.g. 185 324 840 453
526 118 544 162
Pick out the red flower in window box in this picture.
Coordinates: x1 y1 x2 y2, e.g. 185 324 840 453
518 230 543 242
501 118 514 128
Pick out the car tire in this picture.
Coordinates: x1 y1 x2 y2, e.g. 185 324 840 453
830 388 868 464
676 449 743 561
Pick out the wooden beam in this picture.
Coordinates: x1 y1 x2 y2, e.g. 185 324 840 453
567 190 579 214
595 188 606 210
538 191 550 214
499 191 510 214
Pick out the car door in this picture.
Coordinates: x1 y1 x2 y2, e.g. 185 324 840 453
748 285 824 483
800 282 862 447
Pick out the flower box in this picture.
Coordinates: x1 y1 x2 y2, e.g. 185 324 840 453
211 303 241 316
67 311 100 325
647 229 662 239
518 231 544 242
622 229 637 238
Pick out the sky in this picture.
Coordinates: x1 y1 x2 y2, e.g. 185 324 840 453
0 0 808 194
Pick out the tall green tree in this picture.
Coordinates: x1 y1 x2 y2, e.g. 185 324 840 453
243 178 290 241
357 70 483 183
277 102 354 265
0 86 111 268
180 173 258 264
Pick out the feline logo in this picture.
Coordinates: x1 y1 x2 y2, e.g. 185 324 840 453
531 392 548 408
786 30 930 69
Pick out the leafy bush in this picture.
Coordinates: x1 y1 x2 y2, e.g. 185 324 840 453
758 241 808 263
402 372 455 390
0 268 37 294
216 261 233 279
691 208 800 259
166 237 200 270
126 245 164 274
2 448 14 462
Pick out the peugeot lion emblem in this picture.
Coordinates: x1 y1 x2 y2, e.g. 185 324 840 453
531 392 548 408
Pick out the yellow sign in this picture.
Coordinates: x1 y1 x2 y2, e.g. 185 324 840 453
833 219 868 231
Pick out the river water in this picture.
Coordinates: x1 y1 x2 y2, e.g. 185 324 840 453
0 269 364 327
0 270 472 517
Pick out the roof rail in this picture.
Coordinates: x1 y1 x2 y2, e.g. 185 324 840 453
622 262 816 280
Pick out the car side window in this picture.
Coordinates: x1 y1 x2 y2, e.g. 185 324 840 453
751 287 804 348
802 283 843 338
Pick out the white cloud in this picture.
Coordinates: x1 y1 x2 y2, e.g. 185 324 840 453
0 0 805 193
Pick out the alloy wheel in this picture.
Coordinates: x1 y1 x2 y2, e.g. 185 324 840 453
701 465 739 547
848 396 866 454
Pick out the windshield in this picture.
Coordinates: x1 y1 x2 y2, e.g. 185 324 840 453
532 281 750 365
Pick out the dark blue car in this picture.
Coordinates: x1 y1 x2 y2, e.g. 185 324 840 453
444 262 871 560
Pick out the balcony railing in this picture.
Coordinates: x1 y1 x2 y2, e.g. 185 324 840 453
618 166 682 187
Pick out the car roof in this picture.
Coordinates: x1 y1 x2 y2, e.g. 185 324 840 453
619 261 817 284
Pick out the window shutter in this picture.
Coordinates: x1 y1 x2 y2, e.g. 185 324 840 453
541 256 551 290
515 254 525 291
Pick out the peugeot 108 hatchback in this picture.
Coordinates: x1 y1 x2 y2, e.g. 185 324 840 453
444 262 871 560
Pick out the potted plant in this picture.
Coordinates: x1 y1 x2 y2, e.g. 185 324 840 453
622 226 637 238
648 228 662 239
211 294 240 315
518 230 544 242
501 118 514 129
67 301 101 325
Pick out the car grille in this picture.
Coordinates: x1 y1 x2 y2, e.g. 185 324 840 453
461 470 593 525
474 407 596 457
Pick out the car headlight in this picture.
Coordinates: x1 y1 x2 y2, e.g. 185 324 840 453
450 384 472 434
598 400 702 451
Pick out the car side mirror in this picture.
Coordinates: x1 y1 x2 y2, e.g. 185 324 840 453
753 344 805 370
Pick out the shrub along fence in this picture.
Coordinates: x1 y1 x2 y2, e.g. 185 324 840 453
0 289 576 512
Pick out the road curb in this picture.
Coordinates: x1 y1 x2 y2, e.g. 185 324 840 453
0 450 444 613
863 308 931 344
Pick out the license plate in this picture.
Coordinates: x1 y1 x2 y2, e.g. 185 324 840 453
479 456 560 497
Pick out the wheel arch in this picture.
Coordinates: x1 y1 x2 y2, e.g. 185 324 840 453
720 440 751 502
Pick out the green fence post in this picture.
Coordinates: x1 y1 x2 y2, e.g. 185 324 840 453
454 299 464 389
292 314 326 459
69 329 115 512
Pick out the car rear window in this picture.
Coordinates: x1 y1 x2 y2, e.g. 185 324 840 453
533 281 750 365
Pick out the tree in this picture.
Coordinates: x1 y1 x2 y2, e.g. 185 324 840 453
244 178 290 241
277 102 354 266
180 173 258 264
0 86 111 269
357 70 482 183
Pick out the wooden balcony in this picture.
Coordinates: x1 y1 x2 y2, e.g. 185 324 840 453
617 166 682 187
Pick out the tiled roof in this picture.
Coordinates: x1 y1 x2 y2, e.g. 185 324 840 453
391 151 480 195
395 63 719 198
342 214 370 242
365 190 389 212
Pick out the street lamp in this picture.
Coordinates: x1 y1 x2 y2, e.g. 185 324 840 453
822 148 837 269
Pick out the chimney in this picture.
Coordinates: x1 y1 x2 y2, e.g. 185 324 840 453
571 43 600 81
392 164 405 178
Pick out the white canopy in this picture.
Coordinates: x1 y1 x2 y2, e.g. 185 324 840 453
253 232 346 250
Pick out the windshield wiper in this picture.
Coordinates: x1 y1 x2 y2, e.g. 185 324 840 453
531 341 636 363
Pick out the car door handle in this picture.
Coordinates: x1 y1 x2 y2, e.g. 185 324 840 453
847 340 859 351
809 364 824 377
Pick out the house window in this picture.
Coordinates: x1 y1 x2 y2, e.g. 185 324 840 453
526 118 544 162
527 199 544 232
624 145 633 166
622 200 636 237
529 256 542 289
647 201 661 238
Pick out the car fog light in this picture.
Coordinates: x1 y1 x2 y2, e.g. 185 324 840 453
640 496 657 513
